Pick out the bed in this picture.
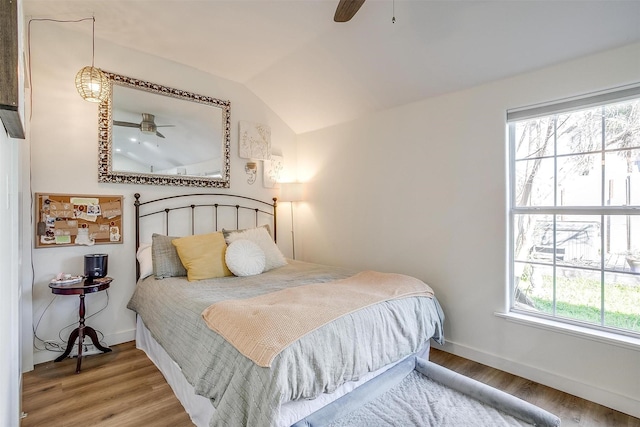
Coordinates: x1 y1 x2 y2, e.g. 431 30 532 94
127 193 445 427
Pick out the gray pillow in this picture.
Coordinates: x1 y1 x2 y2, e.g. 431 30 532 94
152 233 187 279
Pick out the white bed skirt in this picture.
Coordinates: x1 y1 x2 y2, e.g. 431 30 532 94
135 316 430 427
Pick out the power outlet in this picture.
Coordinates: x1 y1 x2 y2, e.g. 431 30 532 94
68 341 103 357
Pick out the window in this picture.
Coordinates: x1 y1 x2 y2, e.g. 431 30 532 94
508 86 640 337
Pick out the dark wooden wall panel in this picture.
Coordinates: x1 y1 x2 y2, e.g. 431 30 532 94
0 0 25 139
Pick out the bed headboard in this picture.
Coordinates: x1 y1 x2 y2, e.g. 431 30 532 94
134 192 277 279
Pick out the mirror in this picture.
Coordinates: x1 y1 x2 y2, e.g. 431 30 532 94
98 72 231 188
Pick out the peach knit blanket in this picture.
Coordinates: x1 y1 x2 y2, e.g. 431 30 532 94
201 270 434 367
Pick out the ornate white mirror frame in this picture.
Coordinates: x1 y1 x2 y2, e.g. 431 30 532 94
98 72 231 188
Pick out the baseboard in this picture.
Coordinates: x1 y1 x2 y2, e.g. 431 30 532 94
30 328 136 367
432 340 640 419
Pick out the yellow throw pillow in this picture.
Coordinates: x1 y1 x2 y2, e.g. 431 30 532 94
171 232 232 281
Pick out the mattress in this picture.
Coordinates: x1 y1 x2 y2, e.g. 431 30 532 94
128 260 444 426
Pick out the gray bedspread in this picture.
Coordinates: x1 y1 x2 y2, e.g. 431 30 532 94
127 260 445 427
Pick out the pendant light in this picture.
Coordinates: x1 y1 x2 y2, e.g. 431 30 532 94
75 17 109 103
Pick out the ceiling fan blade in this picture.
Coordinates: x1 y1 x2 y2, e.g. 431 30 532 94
156 125 176 128
156 131 166 139
334 0 365 22
113 121 140 128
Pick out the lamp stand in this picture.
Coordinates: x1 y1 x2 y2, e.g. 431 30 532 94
290 201 296 259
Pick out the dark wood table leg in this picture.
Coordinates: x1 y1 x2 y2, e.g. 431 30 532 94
84 326 112 353
54 327 79 362
53 291 111 372
75 294 86 373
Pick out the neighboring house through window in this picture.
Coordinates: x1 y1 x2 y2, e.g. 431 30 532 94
508 85 640 337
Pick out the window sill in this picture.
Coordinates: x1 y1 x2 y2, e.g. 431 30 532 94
495 311 640 352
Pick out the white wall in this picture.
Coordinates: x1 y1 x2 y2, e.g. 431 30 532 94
0 129 23 427
26 23 297 365
296 42 640 417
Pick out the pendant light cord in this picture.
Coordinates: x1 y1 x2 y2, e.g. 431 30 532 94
91 17 96 68
27 17 96 119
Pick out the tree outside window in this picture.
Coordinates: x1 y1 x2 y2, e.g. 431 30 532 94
509 94 640 335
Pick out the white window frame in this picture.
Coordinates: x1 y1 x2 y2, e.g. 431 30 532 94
507 83 640 338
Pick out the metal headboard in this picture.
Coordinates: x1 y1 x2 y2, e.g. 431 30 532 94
134 193 278 279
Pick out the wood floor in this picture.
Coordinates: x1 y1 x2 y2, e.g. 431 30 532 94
22 341 639 427
427 350 640 427
21 341 192 427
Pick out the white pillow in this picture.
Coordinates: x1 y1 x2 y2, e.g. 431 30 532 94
224 226 287 272
225 239 266 277
136 243 153 279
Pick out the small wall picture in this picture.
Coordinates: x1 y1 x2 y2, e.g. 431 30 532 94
263 155 283 188
239 121 271 160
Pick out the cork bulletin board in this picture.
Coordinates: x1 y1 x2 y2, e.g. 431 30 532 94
35 193 123 248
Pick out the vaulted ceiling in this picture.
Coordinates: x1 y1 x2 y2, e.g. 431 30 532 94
24 0 640 134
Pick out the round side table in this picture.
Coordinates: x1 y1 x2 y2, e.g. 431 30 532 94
48 277 113 373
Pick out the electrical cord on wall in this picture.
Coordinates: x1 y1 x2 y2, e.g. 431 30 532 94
28 17 115 359
33 290 110 353
32 295 62 352
28 136 109 354
27 17 95 120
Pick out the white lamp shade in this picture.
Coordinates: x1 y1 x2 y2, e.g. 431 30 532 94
279 182 305 202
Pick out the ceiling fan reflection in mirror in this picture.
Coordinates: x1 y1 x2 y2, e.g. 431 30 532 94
113 113 174 138
334 0 366 22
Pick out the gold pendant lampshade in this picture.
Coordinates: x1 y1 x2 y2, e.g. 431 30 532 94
75 66 109 103
75 17 109 103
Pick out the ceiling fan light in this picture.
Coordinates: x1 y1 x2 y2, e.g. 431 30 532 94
140 119 157 135
75 66 109 103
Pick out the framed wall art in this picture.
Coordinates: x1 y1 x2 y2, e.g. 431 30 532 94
263 155 283 188
239 121 271 160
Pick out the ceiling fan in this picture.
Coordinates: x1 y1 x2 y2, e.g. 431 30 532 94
113 113 174 138
334 0 366 22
